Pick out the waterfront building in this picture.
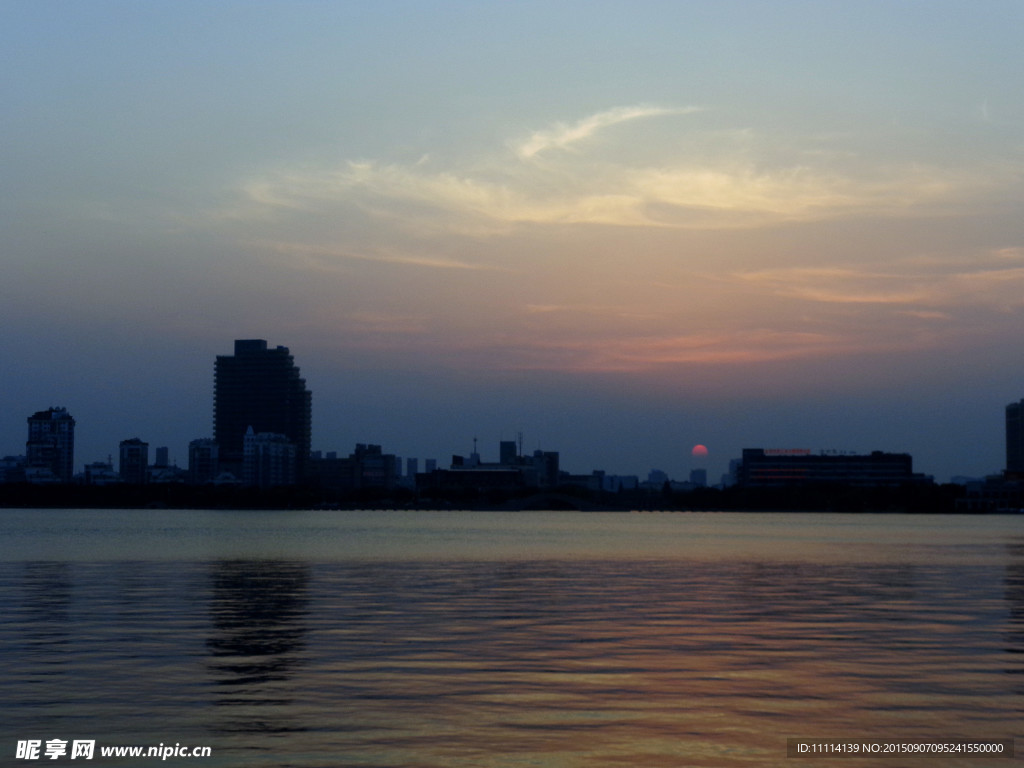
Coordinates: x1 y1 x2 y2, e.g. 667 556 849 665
119 438 149 484
308 451 354 492
83 460 121 486
0 455 26 484
957 399 1024 510
422 441 560 492
736 448 927 488
351 444 398 491
308 443 399 493
26 407 75 483
400 457 419 489
500 441 517 465
957 475 1024 513
242 428 297 488
214 339 312 480
560 470 606 493
1007 399 1024 475
417 467 525 494
647 469 669 486
188 439 220 485
601 474 638 492
153 446 169 468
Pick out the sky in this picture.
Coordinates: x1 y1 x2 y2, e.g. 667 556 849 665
3 0 1024 484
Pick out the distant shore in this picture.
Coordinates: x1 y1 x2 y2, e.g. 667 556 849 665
0 481 968 513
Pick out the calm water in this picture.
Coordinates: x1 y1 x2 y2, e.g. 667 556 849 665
1 509 1023 767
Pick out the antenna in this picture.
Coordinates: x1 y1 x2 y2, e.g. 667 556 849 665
517 431 523 458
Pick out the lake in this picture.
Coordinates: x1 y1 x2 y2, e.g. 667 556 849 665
1 509 1022 766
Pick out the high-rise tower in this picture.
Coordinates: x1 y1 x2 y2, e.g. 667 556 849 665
214 340 312 481
26 407 76 482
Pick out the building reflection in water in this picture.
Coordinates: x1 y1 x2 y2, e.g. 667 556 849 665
15 562 74 687
1004 540 1024 669
206 559 311 736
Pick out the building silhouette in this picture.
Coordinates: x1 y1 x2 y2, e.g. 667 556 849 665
214 340 312 481
188 439 220 485
1007 399 1024 475
154 446 169 468
308 444 399 494
243 427 297 488
26 407 75 483
957 400 1024 512
736 448 925 488
119 438 149 484
417 440 560 494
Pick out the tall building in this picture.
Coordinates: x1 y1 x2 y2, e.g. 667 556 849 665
26 407 75 483
119 438 149 484
214 339 312 480
1007 399 1024 475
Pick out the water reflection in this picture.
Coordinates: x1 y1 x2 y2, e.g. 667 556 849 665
206 560 311 737
8 563 74 697
18 561 73 640
291 559 1023 766
1 513 1024 767
1003 540 1024 674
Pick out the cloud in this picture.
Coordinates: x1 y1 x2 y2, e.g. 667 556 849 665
733 258 1024 313
344 311 430 335
476 327 933 373
256 240 505 272
944 266 1024 311
734 267 935 305
229 105 1014 239
515 104 703 159
990 247 1024 261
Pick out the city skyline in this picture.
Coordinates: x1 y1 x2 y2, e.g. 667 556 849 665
1 338 1020 487
4 2 1024 483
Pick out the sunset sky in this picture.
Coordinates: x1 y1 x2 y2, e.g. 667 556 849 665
3 0 1024 482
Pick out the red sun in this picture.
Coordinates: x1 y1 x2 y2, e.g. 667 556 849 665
691 444 709 458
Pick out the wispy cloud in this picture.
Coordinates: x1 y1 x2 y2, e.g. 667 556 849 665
734 267 935 305
344 311 430 335
231 104 1003 237
255 240 505 272
515 104 703 159
478 327 932 373
733 257 1024 312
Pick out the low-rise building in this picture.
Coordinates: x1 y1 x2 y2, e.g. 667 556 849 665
119 438 149 485
243 428 296 488
188 439 220 485
736 448 928 488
